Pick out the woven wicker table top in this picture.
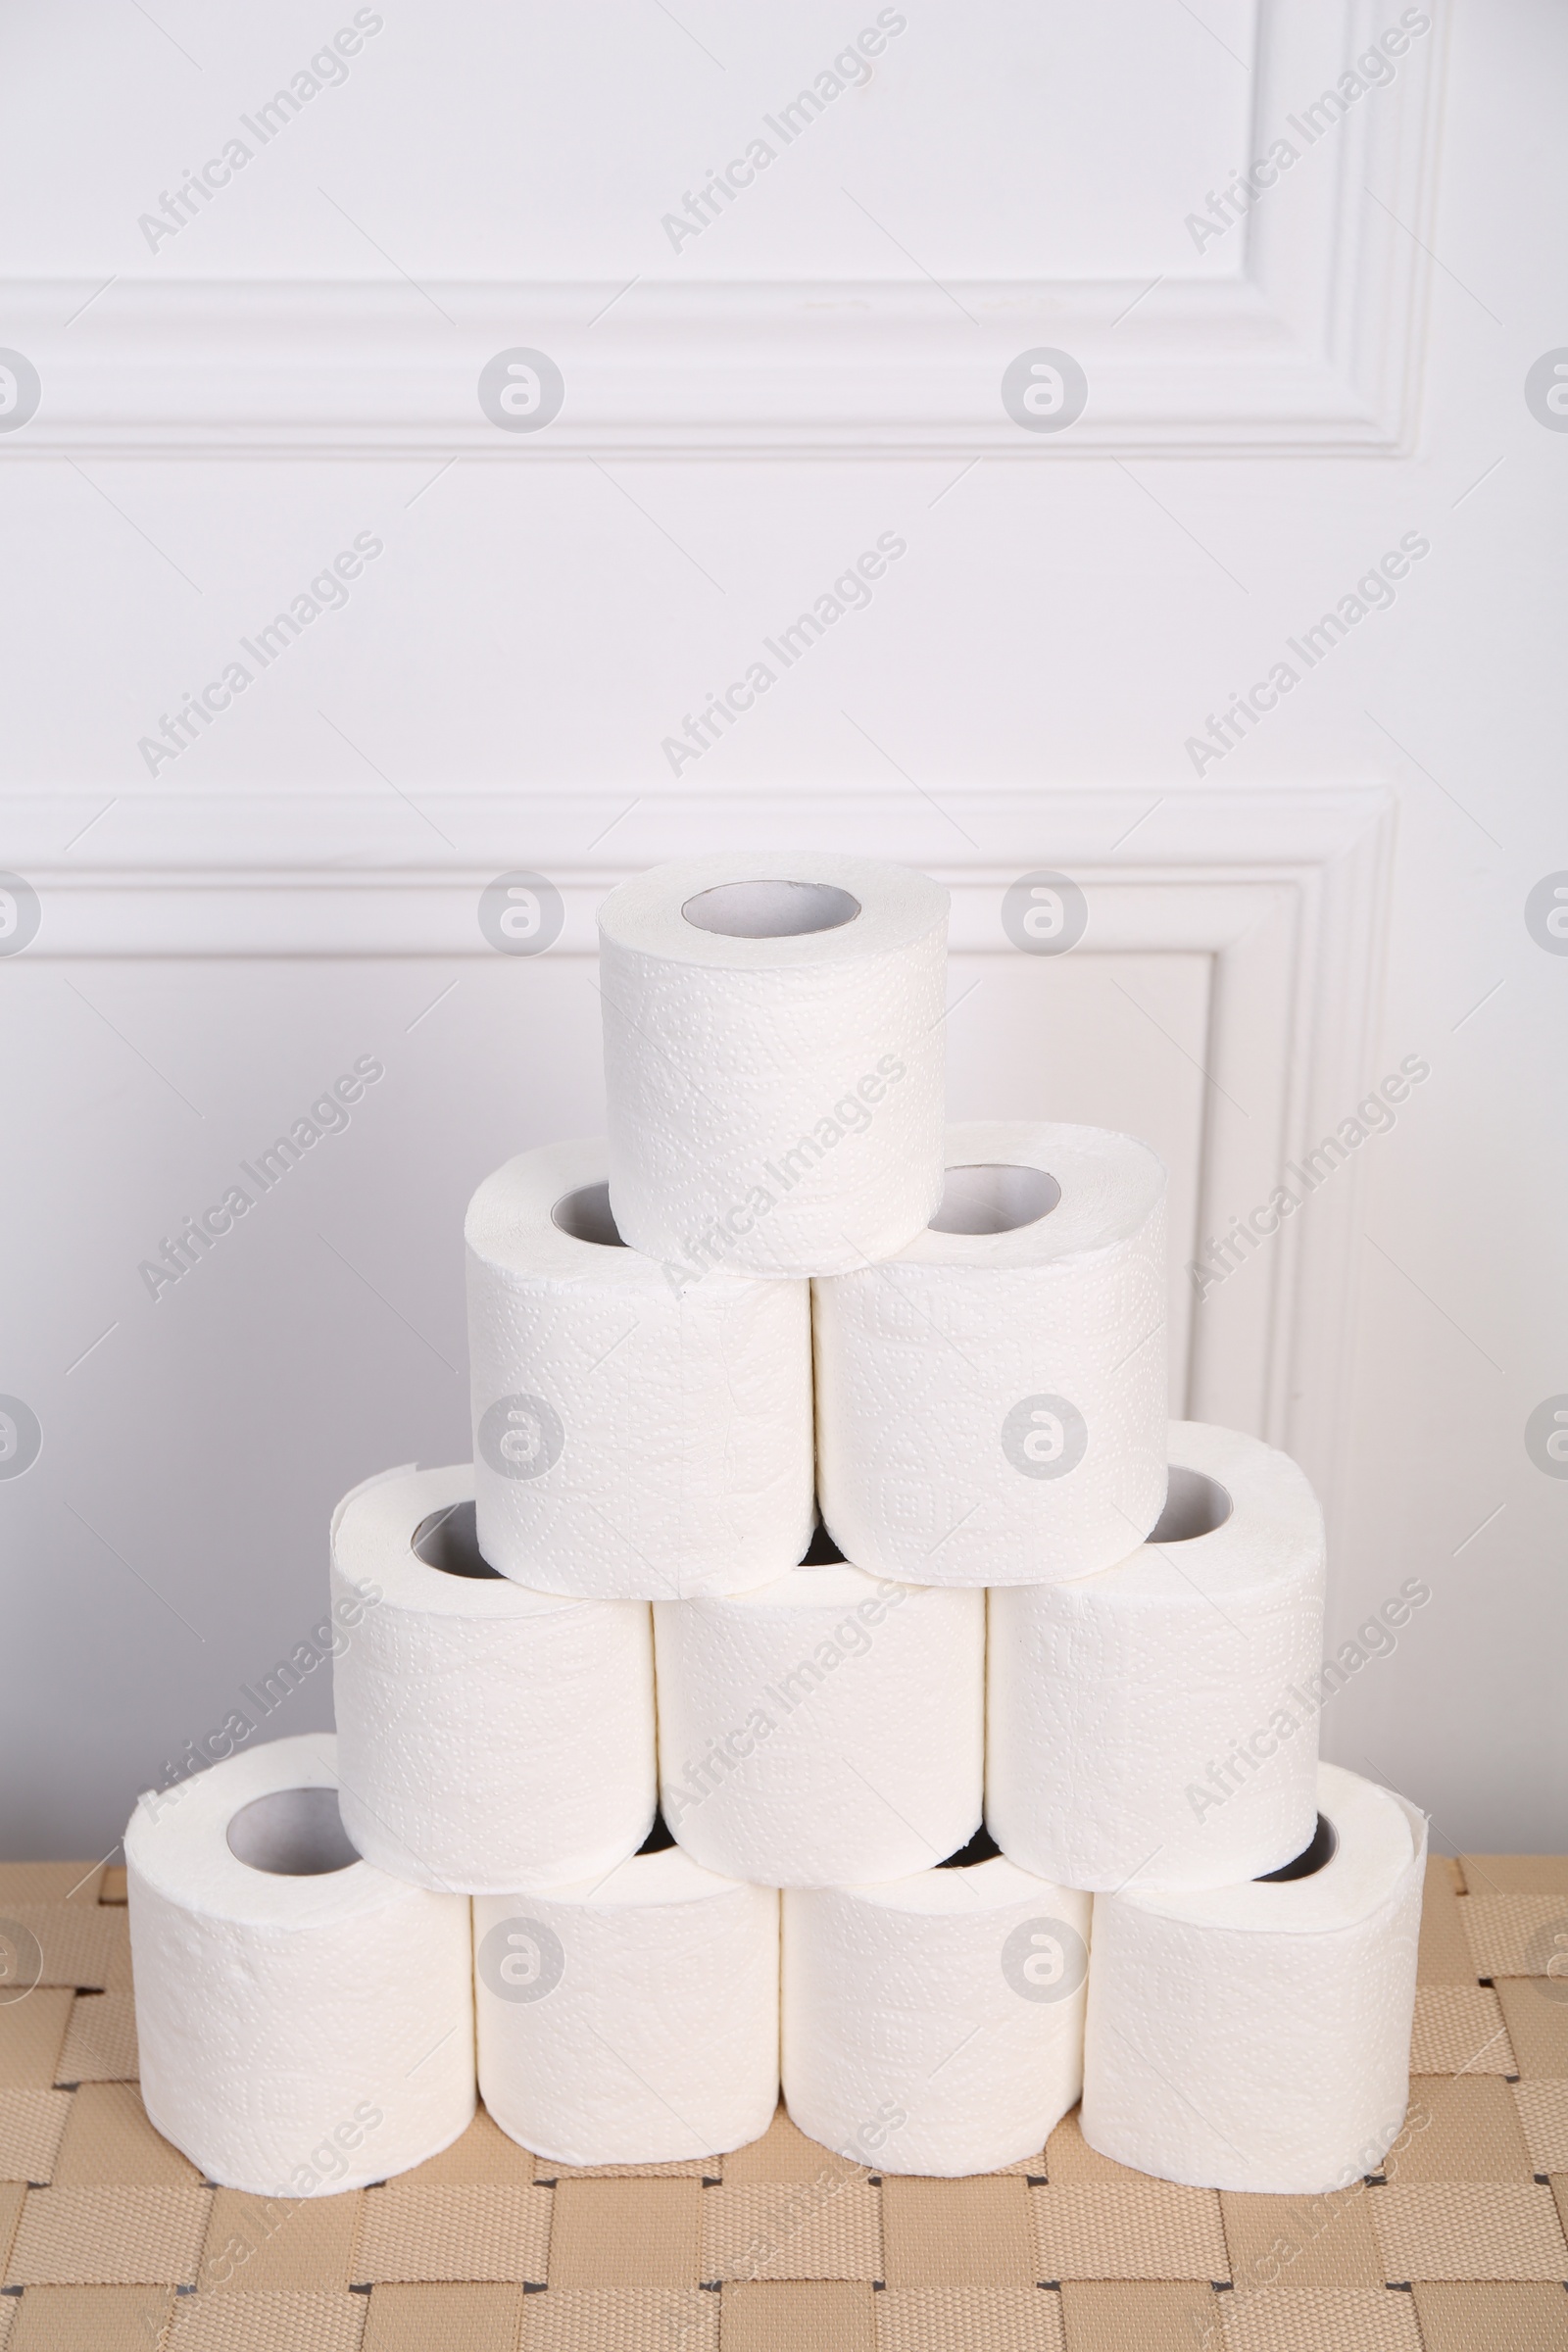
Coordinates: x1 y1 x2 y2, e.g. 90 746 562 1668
0 1853 1564 2351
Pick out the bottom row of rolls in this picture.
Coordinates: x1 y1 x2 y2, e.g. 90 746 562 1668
125 1732 1426 2199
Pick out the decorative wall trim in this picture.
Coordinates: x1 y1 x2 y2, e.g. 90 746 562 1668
7 783 1395 1527
0 2 1444 459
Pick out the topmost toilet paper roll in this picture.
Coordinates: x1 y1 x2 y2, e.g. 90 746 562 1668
598 854 949 1278
814 1121 1167 1584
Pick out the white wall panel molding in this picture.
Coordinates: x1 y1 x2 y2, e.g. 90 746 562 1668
0 3 1444 459
6 782 1394 1516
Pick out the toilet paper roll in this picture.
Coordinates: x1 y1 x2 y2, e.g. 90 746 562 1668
783 1837 1092 2176
988 1422 1325 1889
598 854 948 1279
331 1463 657 1893
654 1529 984 1887
814 1121 1167 1585
474 1837 779 2165
466 1139 813 1597
1082 1763 1426 2192
125 1733 474 2195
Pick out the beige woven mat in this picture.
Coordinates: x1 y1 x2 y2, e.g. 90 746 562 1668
0 1854 1564 2349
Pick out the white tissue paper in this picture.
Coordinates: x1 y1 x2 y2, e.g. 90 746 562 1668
814 1121 1167 1585
474 1842 779 2165
783 1847 1092 2175
988 1421 1325 1889
331 1462 656 1893
598 853 949 1279
1082 1762 1427 2192
125 1732 474 2195
466 1139 813 1596
654 1532 984 1887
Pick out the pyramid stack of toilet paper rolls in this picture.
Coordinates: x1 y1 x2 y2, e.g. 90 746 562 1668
125 853 1427 2201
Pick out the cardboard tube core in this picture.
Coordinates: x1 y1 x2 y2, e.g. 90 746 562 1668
681 879 861 938
1255 1813 1340 1883
928 1161 1060 1235
413 1499 505 1581
551 1181 626 1247
227 1787 360 1877
1149 1466 1234 1544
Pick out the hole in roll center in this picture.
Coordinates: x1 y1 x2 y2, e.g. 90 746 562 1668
1148 1466 1234 1544
680 879 861 939
227 1787 360 1876
1254 1813 1339 1883
412 1498 505 1580
551 1181 626 1248
928 1162 1060 1236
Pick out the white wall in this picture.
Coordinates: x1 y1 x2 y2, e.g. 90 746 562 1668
1 0 1563 1859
